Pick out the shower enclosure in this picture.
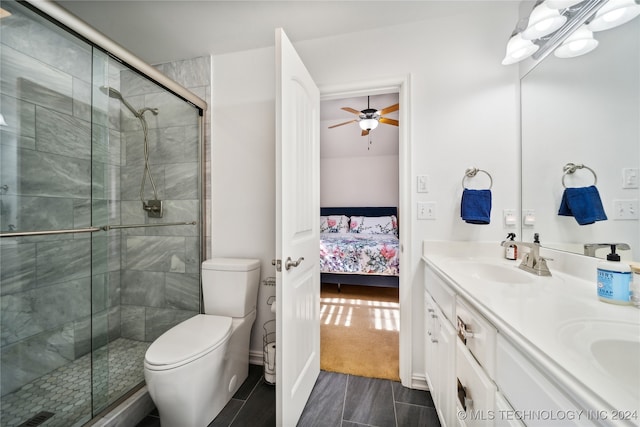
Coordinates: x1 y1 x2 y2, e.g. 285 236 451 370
0 1 206 426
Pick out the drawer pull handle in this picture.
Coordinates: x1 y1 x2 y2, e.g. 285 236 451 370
457 379 471 411
457 316 474 344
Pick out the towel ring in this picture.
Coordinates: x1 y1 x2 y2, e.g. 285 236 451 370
462 167 493 190
562 163 597 188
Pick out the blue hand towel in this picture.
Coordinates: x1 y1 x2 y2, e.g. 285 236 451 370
558 185 607 225
461 189 491 224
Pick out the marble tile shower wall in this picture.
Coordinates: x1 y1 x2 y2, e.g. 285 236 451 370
0 6 210 398
0 8 120 395
116 55 210 342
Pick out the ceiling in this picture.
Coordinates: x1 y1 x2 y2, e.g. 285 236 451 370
55 0 473 64
53 2 421 159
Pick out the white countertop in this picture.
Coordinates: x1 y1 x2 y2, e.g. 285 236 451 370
422 241 640 419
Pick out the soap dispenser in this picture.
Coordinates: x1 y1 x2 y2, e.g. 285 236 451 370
504 233 517 260
597 244 632 305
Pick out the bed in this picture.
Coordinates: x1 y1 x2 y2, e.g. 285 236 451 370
320 207 399 289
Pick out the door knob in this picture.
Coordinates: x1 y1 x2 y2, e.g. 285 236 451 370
285 256 304 270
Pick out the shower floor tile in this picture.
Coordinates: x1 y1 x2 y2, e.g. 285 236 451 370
1 338 150 427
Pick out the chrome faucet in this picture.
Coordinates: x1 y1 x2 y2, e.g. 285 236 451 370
501 233 552 276
583 243 630 257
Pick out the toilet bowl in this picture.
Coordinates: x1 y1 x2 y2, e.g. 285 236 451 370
143 258 260 427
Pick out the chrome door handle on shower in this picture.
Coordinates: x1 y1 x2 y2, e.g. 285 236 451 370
285 257 304 270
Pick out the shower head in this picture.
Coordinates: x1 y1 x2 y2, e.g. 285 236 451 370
100 85 142 118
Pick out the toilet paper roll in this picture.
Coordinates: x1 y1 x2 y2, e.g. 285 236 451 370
270 301 276 313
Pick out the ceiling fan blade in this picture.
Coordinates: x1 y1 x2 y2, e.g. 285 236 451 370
328 119 357 129
361 129 369 136
379 117 399 126
379 103 399 115
341 107 362 115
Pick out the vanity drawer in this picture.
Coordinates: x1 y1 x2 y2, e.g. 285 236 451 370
495 334 597 427
456 298 497 378
456 340 496 427
425 265 456 323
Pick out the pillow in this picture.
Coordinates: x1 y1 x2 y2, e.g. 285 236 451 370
350 215 398 236
320 215 350 233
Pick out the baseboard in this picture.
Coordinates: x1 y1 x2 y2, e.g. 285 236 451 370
411 373 429 391
249 349 264 366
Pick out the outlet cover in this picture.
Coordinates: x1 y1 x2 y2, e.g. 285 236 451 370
613 199 639 220
418 201 436 220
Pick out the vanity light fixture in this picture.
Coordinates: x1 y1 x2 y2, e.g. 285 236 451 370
587 0 640 31
359 118 379 131
501 0 608 65
502 32 540 65
546 0 588 8
522 1 568 40
554 24 599 57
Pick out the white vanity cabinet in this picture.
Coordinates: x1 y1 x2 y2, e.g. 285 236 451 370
424 290 456 426
424 265 499 427
423 242 640 427
424 263 549 427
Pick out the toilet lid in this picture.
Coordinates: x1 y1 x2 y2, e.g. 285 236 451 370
145 314 232 369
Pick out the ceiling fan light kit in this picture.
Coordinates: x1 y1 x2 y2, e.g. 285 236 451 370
328 95 399 136
359 118 379 131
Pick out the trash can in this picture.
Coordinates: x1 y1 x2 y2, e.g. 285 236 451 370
263 319 276 385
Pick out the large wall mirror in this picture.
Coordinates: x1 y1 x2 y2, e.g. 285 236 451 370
521 10 640 261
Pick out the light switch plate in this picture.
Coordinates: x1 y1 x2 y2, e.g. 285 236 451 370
417 175 429 193
623 168 639 189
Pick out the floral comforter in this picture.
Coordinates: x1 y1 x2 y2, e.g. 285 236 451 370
319 233 400 276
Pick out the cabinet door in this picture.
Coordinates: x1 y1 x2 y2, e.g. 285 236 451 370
437 308 457 427
456 340 497 427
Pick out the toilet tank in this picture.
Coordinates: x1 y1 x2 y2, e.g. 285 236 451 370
201 258 261 317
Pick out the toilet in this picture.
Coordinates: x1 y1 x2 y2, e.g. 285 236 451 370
143 258 261 427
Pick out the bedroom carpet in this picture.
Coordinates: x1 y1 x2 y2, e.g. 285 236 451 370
320 283 400 381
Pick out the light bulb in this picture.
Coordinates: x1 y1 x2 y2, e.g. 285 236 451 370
554 25 598 58
502 33 539 65
588 0 640 31
522 3 568 40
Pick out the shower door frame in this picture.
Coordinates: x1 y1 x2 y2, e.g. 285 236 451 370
1 0 208 423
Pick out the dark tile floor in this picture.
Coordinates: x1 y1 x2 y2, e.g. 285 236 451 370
136 364 440 427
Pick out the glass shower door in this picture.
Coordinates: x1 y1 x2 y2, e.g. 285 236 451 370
0 2 96 425
1 2 203 425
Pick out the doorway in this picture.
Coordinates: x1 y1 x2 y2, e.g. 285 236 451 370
319 90 403 381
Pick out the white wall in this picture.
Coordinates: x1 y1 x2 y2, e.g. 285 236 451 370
320 155 399 207
211 1 520 381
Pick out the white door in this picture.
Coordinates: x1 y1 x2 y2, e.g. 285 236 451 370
275 28 321 426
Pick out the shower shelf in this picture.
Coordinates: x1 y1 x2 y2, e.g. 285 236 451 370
0 221 197 238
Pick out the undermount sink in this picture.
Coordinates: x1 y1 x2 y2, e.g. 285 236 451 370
456 260 535 284
558 320 640 394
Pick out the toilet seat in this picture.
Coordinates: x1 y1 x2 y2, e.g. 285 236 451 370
144 314 232 371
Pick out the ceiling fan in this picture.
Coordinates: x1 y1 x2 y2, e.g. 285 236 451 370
328 96 399 136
